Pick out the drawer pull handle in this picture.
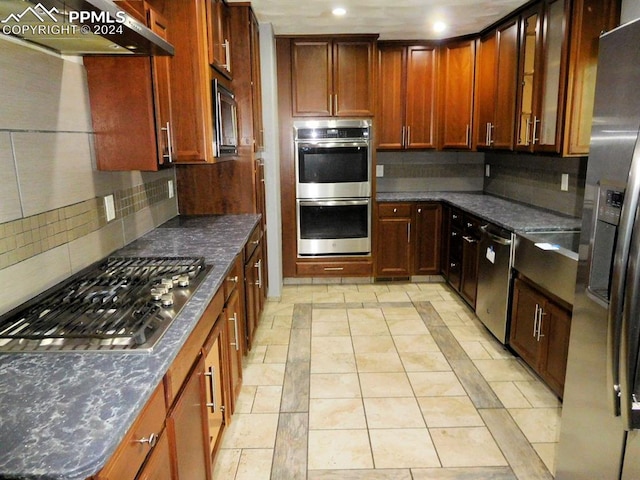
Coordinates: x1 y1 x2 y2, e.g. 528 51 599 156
136 433 158 448
204 366 217 412
324 267 344 271
230 312 240 351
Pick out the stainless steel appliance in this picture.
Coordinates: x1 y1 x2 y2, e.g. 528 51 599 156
294 119 372 256
213 79 238 158
556 19 640 479
476 223 514 343
0 256 209 353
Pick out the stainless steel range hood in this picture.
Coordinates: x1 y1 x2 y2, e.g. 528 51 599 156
0 0 174 55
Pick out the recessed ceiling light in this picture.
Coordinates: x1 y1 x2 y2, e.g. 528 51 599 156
332 7 347 16
433 21 447 33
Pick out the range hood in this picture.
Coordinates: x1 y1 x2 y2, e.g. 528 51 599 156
0 0 174 55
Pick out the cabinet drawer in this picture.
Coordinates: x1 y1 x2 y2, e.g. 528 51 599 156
449 209 464 227
296 260 373 276
97 382 166 480
244 225 262 259
378 203 411 218
224 256 242 301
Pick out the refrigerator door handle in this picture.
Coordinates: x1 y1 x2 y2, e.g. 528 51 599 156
609 134 640 425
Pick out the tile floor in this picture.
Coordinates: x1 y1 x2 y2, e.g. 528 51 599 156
213 282 561 480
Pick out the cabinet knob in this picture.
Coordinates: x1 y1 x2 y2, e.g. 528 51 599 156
393 208 397 213
228 275 238 283
136 433 158 448
417 208 422 213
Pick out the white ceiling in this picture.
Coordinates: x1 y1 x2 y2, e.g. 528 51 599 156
232 0 530 40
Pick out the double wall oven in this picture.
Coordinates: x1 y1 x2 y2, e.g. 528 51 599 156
294 119 372 257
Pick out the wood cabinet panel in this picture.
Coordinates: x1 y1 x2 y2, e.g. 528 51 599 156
406 46 437 148
439 39 475 149
136 432 172 480
203 316 227 457
206 0 231 77
334 41 375 116
539 300 572 397
414 203 441 275
460 216 481 307
377 46 405 149
292 40 333 116
510 278 542 367
376 217 412 277
475 33 496 149
296 259 373 276
226 288 244 412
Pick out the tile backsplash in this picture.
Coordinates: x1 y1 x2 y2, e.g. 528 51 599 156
0 38 178 315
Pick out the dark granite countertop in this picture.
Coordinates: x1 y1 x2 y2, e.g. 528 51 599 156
0 214 260 480
377 192 581 232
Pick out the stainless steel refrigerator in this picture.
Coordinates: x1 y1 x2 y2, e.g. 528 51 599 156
556 18 640 479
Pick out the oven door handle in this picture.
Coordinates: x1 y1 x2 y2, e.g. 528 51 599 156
296 141 369 150
298 199 370 207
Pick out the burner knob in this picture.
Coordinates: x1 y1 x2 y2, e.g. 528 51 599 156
150 287 166 301
177 275 190 287
160 278 173 290
160 293 174 307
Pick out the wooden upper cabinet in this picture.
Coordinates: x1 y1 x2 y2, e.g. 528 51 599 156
377 44 437 149
84 3 174 171
475 19 519 150
439 39 475 149
165 0 215 163
291 37 376 117
206 0 232 78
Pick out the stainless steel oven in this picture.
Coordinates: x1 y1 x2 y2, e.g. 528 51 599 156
297 198 371 256
294 119 371 199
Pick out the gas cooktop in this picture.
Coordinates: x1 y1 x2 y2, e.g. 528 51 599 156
0 256 210 353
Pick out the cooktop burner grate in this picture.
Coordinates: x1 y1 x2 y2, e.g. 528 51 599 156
0 256 209 353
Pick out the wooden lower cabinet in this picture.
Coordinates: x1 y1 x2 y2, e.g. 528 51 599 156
244 225 265 351
375 202 441 278
167 354 212 480
136 431 172 480
510 277 572 398
203 315 228 458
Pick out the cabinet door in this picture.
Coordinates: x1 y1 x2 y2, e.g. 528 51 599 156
167 355 211 480
148 7 174 166
439 40 475 149
226 288 243 412
510 279 543 367
539 300 572 398
376 204 412 277
291 40 332 116
460 236 480 307
475 32 497 149
414 203 441 275
406 46 437 149
136 432 172 480
334 41 375 116
377 46 405 149
203 320 227 456
250 10 264 151
493 19 520 149
244 245 261 350
206 0 231 76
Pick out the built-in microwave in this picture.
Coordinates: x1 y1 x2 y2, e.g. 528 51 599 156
212 79 238 158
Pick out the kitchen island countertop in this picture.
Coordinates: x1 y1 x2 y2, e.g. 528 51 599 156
0 214 260 480
377 192 582 232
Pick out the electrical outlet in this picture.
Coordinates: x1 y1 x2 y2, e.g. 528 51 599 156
104 195 116 222
485 164 491 177
561 173 569 191
168 180 175 199
376 165 384 177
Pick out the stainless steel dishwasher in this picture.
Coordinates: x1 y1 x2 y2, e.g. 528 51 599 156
476 223 515 344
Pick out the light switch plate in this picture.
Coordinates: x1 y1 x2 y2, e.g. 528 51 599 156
561 173 569 191
168 180 175 199
485 164 491 177
104 194 116 222
376 165 384 177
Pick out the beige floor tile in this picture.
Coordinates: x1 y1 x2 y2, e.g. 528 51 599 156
221 413 279 449
264 345 289 363
312 292 346 303
376 291 411 303
310 373 362 399
308 429 373 470
364 397 425 428
448 324 491 342
310 398 367 429
387 283 422 292
359 372 413 397
459 341 494 360
252 386 283 413
392 334 440 353
386 318 430 335
253 327 291 346
514 381 561 408
355 352 405 372
212 448 241 479
350 319 390 336
407 291 446 302
311 352 357 374
489 381 533 408
508 407 562 443
312 308 349 322
242 363 286 386
533 442 557 476
408 372 466 397
312 336 354 354
343 291 379 303
480 340 514 360
235 449 274 480
272 314 294 329
357 284 390 293
369 429 440 468
430 427 508 467
234 385 257 413
245 345 267 363
352 335 397 354
473 359 534 382
417 396 484 427
327 284 360 292
262 302 295 316
399 351 451 372
348 307 386 321
381 305 422 320
312 321 351 336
